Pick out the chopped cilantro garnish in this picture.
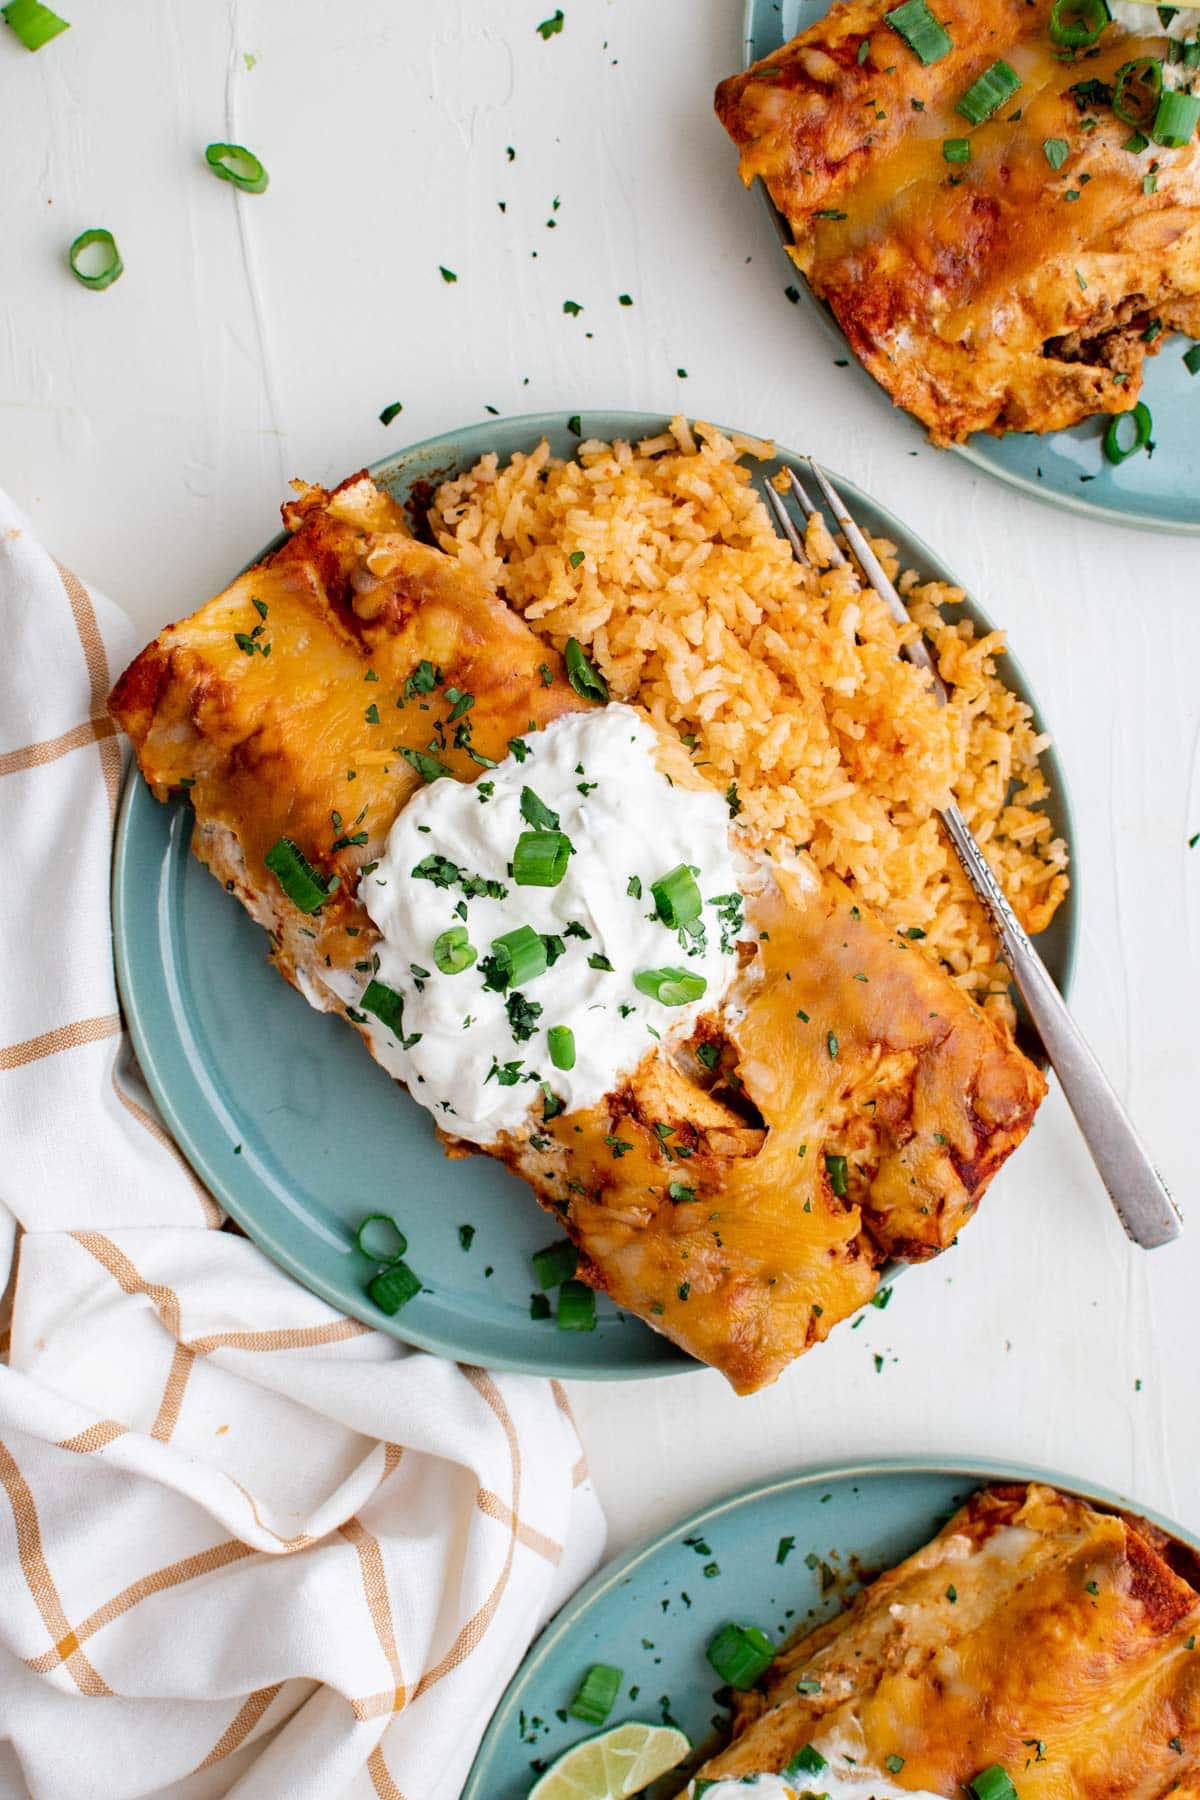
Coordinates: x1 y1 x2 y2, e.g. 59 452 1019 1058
506 990 543 1043
521 785 560 832
398 745 450 783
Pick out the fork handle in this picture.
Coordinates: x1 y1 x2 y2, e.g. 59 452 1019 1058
940 802 1180 1249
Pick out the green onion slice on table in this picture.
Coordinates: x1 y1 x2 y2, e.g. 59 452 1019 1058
706 1621 776 1688
68 228 124 291
634 966 707 1007
1113 57 1163 130
2 0 68 48
1103 402 1153 463
651 863 703 929
885 0 953 64
204 141 270 193
1184 342 1200 375
957 59 1022 125
1152 88 1200 146
567 1663 623 1725
1048 0 1109 49
513 829 571 887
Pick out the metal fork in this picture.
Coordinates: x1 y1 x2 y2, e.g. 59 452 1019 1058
765 460 1180 1250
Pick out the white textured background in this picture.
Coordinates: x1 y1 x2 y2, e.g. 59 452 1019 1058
3 0 1197 1560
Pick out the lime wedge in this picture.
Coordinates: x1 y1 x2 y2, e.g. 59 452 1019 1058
527 1721 691 1800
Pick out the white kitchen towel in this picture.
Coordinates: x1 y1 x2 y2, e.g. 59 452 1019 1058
0 492 606 1800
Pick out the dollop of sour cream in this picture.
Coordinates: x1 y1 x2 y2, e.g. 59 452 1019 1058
1108 0 1200 87
688 1770 943 1800
357 705 744 1145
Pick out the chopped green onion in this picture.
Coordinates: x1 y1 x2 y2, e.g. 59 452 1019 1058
564 637 609 703
532 1239 578 1288
651 863 703 929
1113 57 1163 130
513 829 571 887
264 836 335 913
433 925 477 975
1049 0 1109 49
1152 88 1200 146
1183 343 1200 375
969 1770 1018 1800
489 924 548 989
943 136 972 161
379 401 403 426
204 142 270 194
825 1153 849 1197
68 228 124 291
530 1292 551 1320
706 1621 776 1688
885 0 953 64
367 1259 422 1314
634 966 707 1007
696 1042 720 1070
784 1748 828 1777
1185 37 1200 67
2 0 68 49
558 1279 596 1331
567 1663 622 1725
956 59 1022 125
1103 402 1153 464
355 1214 408 1261
1043 136 1070 169
548 1025 576 1070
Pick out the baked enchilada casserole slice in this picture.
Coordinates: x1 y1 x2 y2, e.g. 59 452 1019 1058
109 474 1044 1393
716 0 1200 442
694 1482 1200 1793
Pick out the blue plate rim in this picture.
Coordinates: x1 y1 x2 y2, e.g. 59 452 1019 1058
739 1 1200 539
112 407 1078 1378
463 1451 1200 1795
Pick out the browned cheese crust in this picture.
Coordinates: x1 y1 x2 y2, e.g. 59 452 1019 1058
695 1481 1200 1791
716 0 1200 442
110 478 1045 1393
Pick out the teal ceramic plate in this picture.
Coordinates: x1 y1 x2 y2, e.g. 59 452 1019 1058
743 0 1200 536
112 410 1076 1379
464 1456 1200 1797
